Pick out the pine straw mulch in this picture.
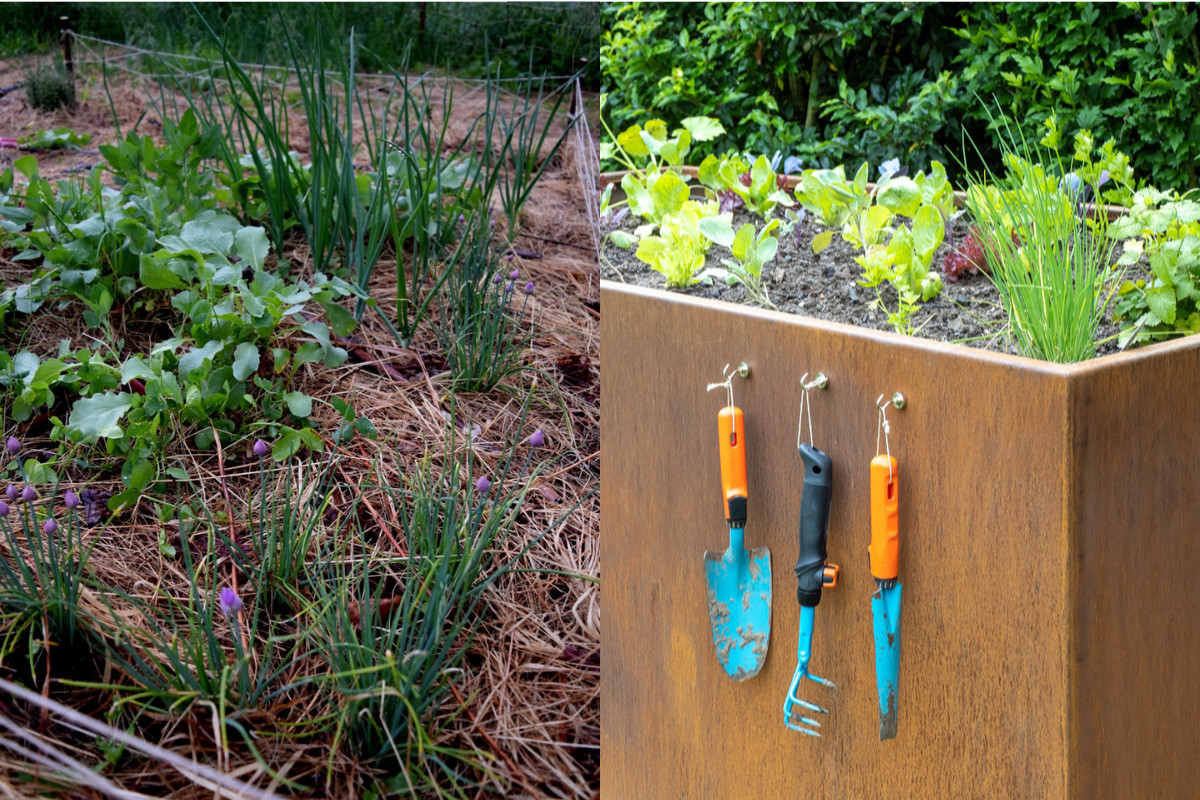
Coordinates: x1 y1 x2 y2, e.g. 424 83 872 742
0 46 599 800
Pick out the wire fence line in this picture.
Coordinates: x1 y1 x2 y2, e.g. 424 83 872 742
69 32 581 86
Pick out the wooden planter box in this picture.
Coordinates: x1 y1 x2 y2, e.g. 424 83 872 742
600 281 1200 798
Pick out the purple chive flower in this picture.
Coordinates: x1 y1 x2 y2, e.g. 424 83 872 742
20 485 35 502
529 429 545 448
524 281 535 295
64 490 79 509
0 502 9 516
506 252 514 261
43 519 57 535
5 437 19 455
458 214 466 224
493 274 503 285
219 587 243 616
489 219 496 229
509 269 520 280
475 476 492 494
253 439 268 457
5 485 16 502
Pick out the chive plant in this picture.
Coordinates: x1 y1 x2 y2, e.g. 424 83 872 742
963 112 1118 363
436 214 540 392
309 402 556 788
0 479 91 674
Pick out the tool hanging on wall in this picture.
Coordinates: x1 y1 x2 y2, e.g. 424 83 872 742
784 372 839 736
869 393 905 740
703 363 772 680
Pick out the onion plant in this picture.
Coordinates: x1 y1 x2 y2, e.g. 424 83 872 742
962 112 1117 362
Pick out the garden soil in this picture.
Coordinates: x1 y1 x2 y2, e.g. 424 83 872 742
0 43 599 800
602 200 1147 360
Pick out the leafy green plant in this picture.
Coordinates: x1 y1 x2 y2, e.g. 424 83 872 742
963 117 1117 363
634 200 726 288
600 107 723 223
795 164 862 228
696 153 795 219
16 128 92 150
1107 189 1200 347
702 217 782 309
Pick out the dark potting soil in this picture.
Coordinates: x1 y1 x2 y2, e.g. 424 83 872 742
601 205 1146 360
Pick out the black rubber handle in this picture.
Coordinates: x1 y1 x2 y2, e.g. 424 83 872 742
795 442 833 607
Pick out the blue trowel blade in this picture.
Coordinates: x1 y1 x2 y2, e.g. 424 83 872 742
704 532 771 680
871 582 902 740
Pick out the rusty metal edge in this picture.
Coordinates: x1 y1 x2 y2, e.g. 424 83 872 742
602 279 1200 372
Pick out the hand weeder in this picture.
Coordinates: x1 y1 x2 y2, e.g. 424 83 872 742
784 442 839 735
869 453 902 740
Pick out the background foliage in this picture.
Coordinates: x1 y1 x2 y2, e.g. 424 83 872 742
0 2 602 83
601 2 1200 190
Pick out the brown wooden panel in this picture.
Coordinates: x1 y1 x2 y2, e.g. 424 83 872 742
601 283 1071 798
1069 343 1200 799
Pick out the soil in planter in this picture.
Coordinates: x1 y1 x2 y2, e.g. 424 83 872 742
601 207 1148 359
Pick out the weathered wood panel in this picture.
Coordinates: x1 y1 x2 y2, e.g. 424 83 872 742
601 283 1073 798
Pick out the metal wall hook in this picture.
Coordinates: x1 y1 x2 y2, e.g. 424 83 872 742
797 372 829 448
706 362 750 410
874 392 906 482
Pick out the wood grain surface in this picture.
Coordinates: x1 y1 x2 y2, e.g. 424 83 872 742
601 281 1200 798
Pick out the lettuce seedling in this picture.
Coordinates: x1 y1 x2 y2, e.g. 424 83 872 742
635 201 729 288
702 217 782 309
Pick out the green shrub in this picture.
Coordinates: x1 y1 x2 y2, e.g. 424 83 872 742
602 3 1200 190
24 64 75 111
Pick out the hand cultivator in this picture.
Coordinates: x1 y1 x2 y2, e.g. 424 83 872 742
704 364 771 680
784 373 838 736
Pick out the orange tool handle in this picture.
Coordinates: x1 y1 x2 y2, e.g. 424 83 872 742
869 454 899 581
718 405 748 526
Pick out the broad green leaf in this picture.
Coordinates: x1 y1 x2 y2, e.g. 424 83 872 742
608 230 637 249
616 125 649 158
129 458 156 492
234 226 269 270
698 217 736 248
180 218 234 255
876 177 922 218
697 154 722 189
680 117 725 141
323 302 357 337
272 429 303 461
232 342 260 381
911 205 945 256
649 171 689 218
69 393 134 442
756 235 778 265
1145 282 1177 325
730 223 755 261
120 356 157 383
283 391 313 418
13 156 37 178
139 254 186 289
177 340 224 380
811 230 834 254
643 119 668 142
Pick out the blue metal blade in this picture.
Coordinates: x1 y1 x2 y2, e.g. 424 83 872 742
704 527 771 680
870 582 902 740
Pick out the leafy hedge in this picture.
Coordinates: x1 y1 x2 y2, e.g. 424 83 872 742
601 2 1200 190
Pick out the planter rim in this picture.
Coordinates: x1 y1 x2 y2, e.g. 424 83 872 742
601 279 1200 373
598 166 1129 222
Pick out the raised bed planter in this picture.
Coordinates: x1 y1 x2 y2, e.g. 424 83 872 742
600 280 1200 798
